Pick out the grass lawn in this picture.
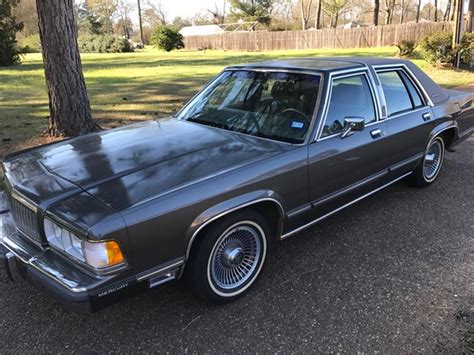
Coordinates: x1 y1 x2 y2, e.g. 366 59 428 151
1 46 473 158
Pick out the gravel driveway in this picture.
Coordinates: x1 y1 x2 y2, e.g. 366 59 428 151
0 138 472 353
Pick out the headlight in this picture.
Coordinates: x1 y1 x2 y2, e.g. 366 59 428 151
44 218 124 269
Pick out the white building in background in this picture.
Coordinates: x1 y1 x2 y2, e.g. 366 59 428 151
179 25 225 36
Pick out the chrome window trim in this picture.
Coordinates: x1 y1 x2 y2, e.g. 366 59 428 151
374 67 428 118
315 68 381 142
372 64 434 107
382 106 430 122
176 68 325 146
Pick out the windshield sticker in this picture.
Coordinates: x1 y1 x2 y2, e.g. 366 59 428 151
291 121 305 129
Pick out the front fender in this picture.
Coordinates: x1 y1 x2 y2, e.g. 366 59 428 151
184 190 286 260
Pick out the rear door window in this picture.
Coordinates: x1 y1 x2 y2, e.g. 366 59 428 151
377 70 425 117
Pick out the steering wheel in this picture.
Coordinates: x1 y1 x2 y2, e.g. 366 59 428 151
271 108 310 141
281 108 310 124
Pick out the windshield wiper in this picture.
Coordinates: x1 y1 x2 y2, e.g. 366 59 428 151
187 117 230 131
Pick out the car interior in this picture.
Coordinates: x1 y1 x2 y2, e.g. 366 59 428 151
180 71 321 143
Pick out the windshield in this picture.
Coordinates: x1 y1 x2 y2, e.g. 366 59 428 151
177 70 321 144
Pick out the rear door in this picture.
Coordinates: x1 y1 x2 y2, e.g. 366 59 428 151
373 66 435 182
306 70 392 222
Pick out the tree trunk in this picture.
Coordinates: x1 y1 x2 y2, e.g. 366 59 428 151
444 0 451 21
374 0 380 25
415 0 421 22
399 0 405 24
434 0 438 21
468 0 473 32
333 12 339 28
137 0 144 45
36 0 97 136
300 0 312 30
316 0 322 29
385 8 392 24
300 0 306 30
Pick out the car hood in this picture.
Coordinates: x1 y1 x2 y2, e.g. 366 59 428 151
17 119 285 211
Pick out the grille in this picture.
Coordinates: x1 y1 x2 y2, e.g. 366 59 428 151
7 194 42 244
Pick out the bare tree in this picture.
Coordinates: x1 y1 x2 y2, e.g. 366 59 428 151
300 0 313 30
116 0 134 38
443 0 451 21
382 0 396 24
13 0 38 36
282 0 295 30
208 1 226 24
137 0 144 45
415 0 421 22
323 0 348 28
467 0 473 32
315 0 323 28
144 0 167 26
434 0 438 21
399 0 410 23
36 0 97 136
374 0 380 25
87 0 117 34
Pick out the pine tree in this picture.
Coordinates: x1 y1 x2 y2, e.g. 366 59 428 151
0 0 24 66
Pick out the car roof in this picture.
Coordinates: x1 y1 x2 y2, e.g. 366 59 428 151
227 56 408 72
227 56 448 105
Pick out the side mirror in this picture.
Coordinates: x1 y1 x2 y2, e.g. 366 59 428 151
341 117 365 138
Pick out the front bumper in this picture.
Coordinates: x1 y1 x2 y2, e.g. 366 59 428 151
0 192 182 313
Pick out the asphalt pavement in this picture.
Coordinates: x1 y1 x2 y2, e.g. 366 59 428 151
0 138 472 353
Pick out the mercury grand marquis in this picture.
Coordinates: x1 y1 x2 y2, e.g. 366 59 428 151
1 57 473 312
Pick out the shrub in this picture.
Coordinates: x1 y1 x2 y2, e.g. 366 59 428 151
460 32 474 65
395 40 415 58
18 34 41 53
418 32 455 65
151 25 184 52
78 35 133 53
418 31 473 66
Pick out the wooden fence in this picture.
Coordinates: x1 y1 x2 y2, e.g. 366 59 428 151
183 21 453 51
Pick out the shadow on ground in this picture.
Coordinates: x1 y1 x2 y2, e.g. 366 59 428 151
0 140 472 353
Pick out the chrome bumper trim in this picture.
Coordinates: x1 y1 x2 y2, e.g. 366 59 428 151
136 258 184 282
2 236 88 292
6 251 21 282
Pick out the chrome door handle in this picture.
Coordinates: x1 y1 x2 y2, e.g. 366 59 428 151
370 128 383 138
422 112 431 121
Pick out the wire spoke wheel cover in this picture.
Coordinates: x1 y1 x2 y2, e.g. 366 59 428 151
207 221 266 297
423 138 444 182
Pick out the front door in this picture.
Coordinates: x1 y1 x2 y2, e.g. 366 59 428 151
307 71 392 221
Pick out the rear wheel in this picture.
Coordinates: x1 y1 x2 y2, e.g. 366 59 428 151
186 210 270 303
407 136 445 187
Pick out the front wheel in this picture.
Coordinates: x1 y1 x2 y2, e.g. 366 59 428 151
185 210 270 303
407 136 446 187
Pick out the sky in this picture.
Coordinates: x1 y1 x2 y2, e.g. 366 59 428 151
151 0 223 20
138 0 468 23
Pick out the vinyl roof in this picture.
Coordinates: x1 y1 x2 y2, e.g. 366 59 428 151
228 57 408 72
227 56 448 105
